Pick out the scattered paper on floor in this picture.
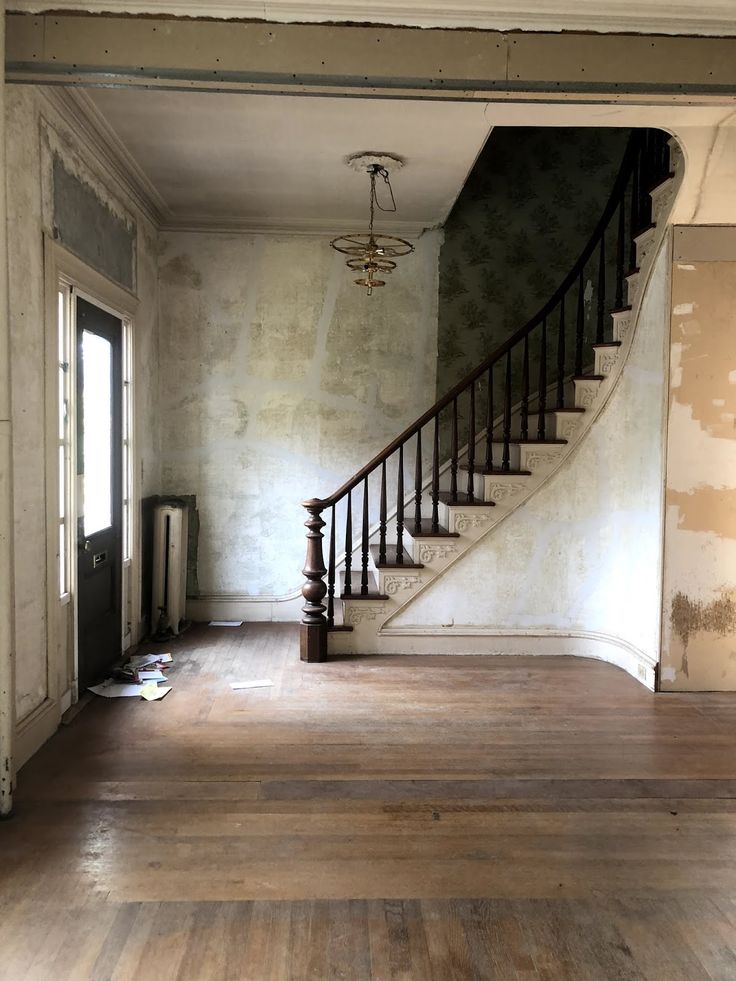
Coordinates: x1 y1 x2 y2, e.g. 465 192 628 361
89 682 145 698
229 679 273 690
138 669 168 682
130 652 172 667
209 620 244 627
140 683 172 701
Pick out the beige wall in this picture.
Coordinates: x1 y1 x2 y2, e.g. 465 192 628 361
660 227 736 690
158 230 440 610
5 84 160 759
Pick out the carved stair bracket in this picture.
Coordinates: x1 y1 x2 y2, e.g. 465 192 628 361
454 511 493 533
345 605 387 625
613 314 632 344
524 449 564 470
597 352 619 375
383 574 422 595
557 418 582 440
418 543 458 564
487 481 526 504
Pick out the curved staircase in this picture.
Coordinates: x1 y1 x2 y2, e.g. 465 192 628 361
299 130 682 665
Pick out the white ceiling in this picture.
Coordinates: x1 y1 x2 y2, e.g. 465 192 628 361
79 89 493 234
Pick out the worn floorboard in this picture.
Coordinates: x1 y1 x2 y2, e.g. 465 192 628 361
2 623 736 979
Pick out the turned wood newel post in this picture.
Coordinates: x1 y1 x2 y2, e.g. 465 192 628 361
300 499 328 663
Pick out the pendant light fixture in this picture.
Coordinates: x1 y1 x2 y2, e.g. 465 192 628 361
331 152 414 296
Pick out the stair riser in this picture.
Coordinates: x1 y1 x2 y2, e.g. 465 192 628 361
573 377 603 410
612 311 632 344
635 228 656 268
626 273 640 307
594 348 619 376
525 412 584 441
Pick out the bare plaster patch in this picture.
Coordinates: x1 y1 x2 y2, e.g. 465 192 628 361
668 487 736 537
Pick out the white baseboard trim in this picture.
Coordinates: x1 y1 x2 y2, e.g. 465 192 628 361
187 593 302 623
15 697 61 771
373 626 658 689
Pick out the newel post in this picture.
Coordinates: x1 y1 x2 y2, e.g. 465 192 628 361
300 499 328 662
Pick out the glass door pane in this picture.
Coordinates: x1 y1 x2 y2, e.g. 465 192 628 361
81 329 113 537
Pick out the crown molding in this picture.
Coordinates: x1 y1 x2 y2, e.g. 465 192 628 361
7 0 736 36
39 86 166 226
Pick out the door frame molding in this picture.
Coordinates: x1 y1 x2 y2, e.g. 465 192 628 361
37 237 138 750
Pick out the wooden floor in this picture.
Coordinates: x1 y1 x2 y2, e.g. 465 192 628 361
3 624 736 979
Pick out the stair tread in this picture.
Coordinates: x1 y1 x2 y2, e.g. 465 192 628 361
611 305 633 315
531 407 585 414
626 266 641 277
574 374 606 382
467 467 533 476
634 222 656 240
592 341 622 349
439 492 496 507
369 545 423 569
406 519 460 538
649 172 676 194
508 438 567 445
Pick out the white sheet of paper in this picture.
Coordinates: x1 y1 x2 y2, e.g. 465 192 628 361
89 682 144 698
141 684 172 701
138 669 167 682
209 620 243 627
229 679 273 690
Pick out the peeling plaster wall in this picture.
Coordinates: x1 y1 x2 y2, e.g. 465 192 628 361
158 230 440 600
5 85 160 720
393 243 670 668
661 230 736 691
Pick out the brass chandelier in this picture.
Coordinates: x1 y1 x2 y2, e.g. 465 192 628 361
331 152 414 296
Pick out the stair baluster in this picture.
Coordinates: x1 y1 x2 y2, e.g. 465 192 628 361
396 444 404 563
327 504 335 628
596 235 606 344
537 318 547 440
575 269 585 377
520 335 529 442
502 351 512 472
451 399 459 502
361 476 369 595
379 460 387 564
556 295 565 410
467 385 475 502
484 367 494 472
431 416 440 532
629 152 640 269
414 430 423 531
615 197 626 310
344 492 352 595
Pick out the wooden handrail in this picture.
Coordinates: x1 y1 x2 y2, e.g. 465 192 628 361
305 131 643 510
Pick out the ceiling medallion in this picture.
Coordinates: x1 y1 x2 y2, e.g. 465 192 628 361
331 151 414 296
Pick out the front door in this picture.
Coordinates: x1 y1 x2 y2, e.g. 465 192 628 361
76 296 123 689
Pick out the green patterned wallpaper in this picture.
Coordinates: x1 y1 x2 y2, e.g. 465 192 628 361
437 127 631 398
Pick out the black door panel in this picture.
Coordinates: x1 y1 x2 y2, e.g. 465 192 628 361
76 296 123 689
